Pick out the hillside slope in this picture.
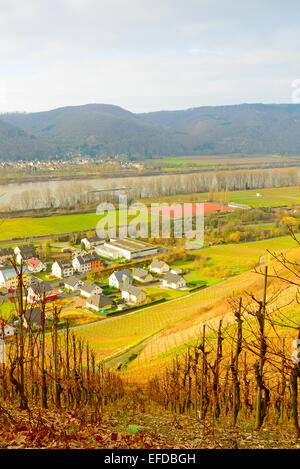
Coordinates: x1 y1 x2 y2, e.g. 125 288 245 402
3 103 300 160
1 104 183 158
121 243 300 382
141 103 300 155
0 118 54 160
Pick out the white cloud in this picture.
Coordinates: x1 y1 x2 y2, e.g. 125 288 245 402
0 0 300 112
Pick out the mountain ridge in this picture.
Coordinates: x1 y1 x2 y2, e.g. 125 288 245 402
2 102 300 160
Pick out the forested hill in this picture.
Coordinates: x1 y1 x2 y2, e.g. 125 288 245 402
140 103 300 155
2 102 300 160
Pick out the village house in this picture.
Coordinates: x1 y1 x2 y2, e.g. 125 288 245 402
121 285 147 305
132 267 153 283
162 272 186 290
80 281 103 298
0 248 14 265
109 269 132 289
14 244 38 264
51 260 74 278
64 276 84 292
89 252 102 270
0 266 30 290
23 307 48 329
72 252 102 273
81 236 106 250
72 254 92 273
27 257 47 273
27 280 57 303
149 260 169 274
0 318 15 338
86 294 113 312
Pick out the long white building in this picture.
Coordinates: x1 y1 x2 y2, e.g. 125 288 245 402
103 238 158 260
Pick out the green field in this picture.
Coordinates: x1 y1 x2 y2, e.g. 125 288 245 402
142 186 300 208
1 186 299 241
0 209 149 240
0 300 16 320
170 234 300 285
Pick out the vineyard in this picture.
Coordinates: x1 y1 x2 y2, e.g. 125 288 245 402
121 242 300 382
65 236 300 367
2 238 300 447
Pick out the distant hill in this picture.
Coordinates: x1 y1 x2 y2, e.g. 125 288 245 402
0 104 183 160
2 102 300 160
140 103 300 155
0 118 54 160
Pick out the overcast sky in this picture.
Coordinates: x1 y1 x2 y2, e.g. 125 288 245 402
1 0 300 113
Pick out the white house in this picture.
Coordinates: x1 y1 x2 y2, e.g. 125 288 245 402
0 266 30 289
0 319 15 338
81 236 105 250
51 260 74 278
162 272 186 290
149 260 169 274
72 255 92 273
14 244 38 264
80 282 103 298
109 270 132 289
64 276 84 292
121 285 146 305
27 257 47 273
132 267 153 283
27 281 57 303
86 294 113 312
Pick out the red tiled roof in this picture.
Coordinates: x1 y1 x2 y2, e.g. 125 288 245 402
0 318 13 328
27 257 41 268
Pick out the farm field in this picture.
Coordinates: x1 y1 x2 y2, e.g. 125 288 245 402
1 186 299 241
172 234 300 283
60 309 100 326
141 185 300 208
71 234 300 365
0 209 149 240
150 155 300 170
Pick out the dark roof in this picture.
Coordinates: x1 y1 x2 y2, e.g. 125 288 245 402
0 248 14 257
133 268 150 279
163 272 184 284
111 269 132 282
64 276 82 288
75 252 99 265
24 307 43 326
85 237 105 243
122 285 144 297
56 260 73 269
150 260 169 269
80 281 101 294
18 245 37 257
87 294 113 308
18 244 35 251
30 280 52 295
